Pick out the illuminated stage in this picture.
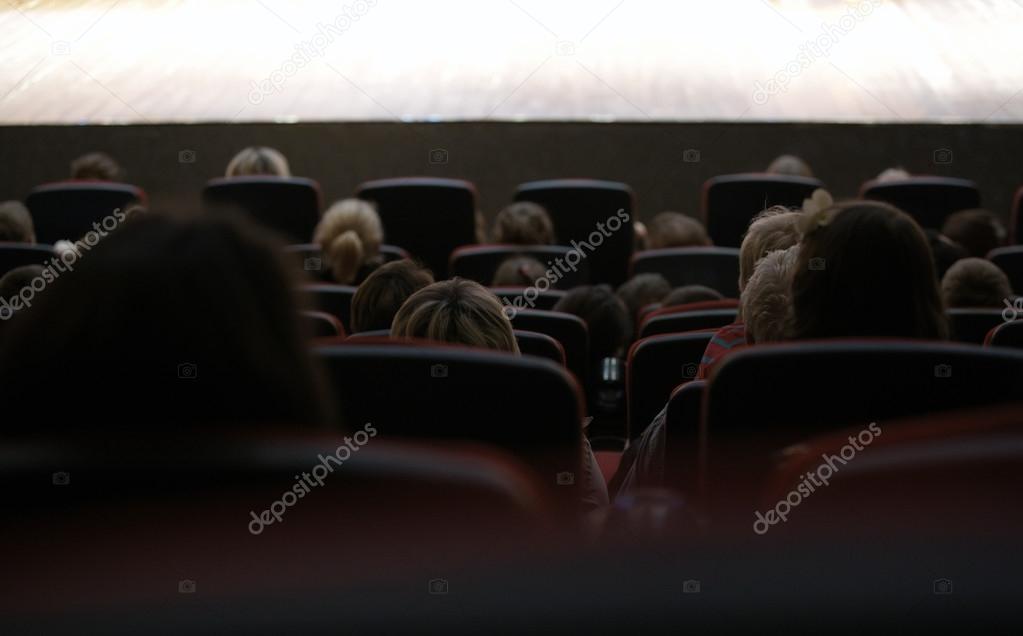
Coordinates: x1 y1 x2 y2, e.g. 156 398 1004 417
2 0 1022 124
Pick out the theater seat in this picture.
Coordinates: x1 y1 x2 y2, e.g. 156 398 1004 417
514 179 635 286
514 330 566 366
638 306 737 338
1011 185 1022 245
300 284 356 333
450 244 590 288
301 310 345 338
630 247 740 297
860 176 981 230
25 181 145 244
346 329 392 340
701 174 823 248
0 243 56 277
626 331 714 440
509 308 589 384
203 176 322 243
490 286 566 312
986 319 1023 349
285 243 410 270
355 177 477 277
988 245 1023 293
663 380 706 496
947 308 1007 344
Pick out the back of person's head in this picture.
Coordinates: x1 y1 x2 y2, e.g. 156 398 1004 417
941 209 1007 258
645 212 710 249
741 246 799 344
391 278 519 353
70 152 123 181
553 285 632 365
766 154 813 178
925 229 967 279
0 213 330 432
492 256 545 287
788 200 947 340
616 273 670 318
0 265 44 302
491 202 555 245
876 167 910 182
350 260 434 333
225 146 291 177
941 257 1013 308
662 284 724 307
739 206 801 292
313 198 384 284
0 201 36 243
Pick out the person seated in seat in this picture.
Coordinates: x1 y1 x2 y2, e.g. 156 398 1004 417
616 273 670 321
313 198 384 285
225 146 291 177
940 257 1013 309
766 154 813 178
0 201 36 243
0 213 333 433
491 202 555 245
554 285 633 373
941 209 1007 259
662 284 724 308
644 212 711 249
741 246 798 344
350 260 434 333
491 256 546 287
70 152 123 181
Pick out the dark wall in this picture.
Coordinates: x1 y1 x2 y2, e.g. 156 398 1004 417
1 121 1019 229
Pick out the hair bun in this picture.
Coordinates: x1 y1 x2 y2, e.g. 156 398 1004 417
796 189 835 234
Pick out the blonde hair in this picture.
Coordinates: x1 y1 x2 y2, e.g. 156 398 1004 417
225 146 291 177
741 246 799 344
646 212 710 249
313 199 383 284
739 207 801 293
391 279 519 354
941 257 1013 308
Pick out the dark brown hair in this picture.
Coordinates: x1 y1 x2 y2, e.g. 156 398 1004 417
646 212 710 249
491 202 555 245
350 260 434 333
70 152 123 181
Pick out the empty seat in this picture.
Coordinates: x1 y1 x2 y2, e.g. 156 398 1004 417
986 319 1023 349
947 308 1007 344
450 244 590 288
626 332 713 440
355 177 477 277
0 243 56 277
514 179 634 286
490 287 566 312
301 310 345 338
25 181 145 244
988 246 1023 293
638 307 737 338
300 284 356 333
509 308 589 383
514 330 566 366
701 174 823 248
202 176 322 243
860 176 980 230
630 247 740 297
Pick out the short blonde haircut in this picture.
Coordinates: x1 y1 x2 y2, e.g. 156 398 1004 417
941 257 1013 308
225 146 291 177
313 199 384 284
739 207 801 293
391 279 519 354
742 246 799 344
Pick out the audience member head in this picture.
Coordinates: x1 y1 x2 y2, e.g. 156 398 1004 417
391 278 519 353
0 201 36 243
616 273 670 319
553 285 632 366
741 246 799 344
70 152 123 181
876 167 910 182
492 256 546 287
941 209 1007 258
738 206 801 293
225 146 291 177
313 198 384 284
645 212 711 249
940 257 1013 308
662 284 724 307
0 213 332 432
788 200 947 340
766 154 813 178
0 265 44 305
350 260 434 333
924 229 967 279
491 202 555 245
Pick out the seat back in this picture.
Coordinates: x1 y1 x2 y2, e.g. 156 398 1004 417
25 181 145 244
202 177 322 243
509 308 589 383
0 243 56 277
300 284 357 333
947 308 1007 344
860 176 981 230
1011 185 1022 245
355 177 477 276
701 174 822 248
663 380 707 496
626 332 713 440
285 243 409 269
315 343 584 506
639 308 737 338
301 310 345 338
491 287 566 312
988 246 1023 293
514 330 566 366
630 247 740 297
986 319 1023 349
346 329 392 340
514 179 634 285
450 244 589 288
